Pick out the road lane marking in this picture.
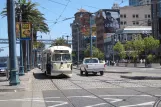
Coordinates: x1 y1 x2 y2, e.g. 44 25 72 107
48 102 68 107
68 95 97 98
99 95 152 97
103 98 123 103
85 103 107 107
119 101 154 107
0 98 68 107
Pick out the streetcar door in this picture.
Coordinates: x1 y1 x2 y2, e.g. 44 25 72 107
46 53 51 74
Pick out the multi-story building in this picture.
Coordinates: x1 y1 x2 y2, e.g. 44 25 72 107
95 9 120 54
129 0 151 6
104 26 152 60
120 5 151 29
71 9 96 61
129 0 140 6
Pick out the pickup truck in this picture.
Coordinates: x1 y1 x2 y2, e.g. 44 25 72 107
80 58 105 76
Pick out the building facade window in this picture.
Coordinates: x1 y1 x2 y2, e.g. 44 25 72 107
120 14 123 18
145 14 147 18
148 14 151 18
124 14 126 18
133 14 135 18
121 21 123 25
136 21 139 25
124 21 127 25
133 21 136 25
136 14 139 18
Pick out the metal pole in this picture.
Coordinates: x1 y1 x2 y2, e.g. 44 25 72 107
66 35 69 45
112 35 115 62
7 0 20 85
27 40 30 71
77 26 79 67
18 2 24 76
31 26 34 68
89 14 93 57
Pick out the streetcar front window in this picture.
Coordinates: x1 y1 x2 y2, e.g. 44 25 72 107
53 54 61 61
62 54 71 61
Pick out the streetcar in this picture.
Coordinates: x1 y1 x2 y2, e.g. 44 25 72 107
41 46 73 77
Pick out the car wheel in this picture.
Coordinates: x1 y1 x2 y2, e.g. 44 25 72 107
85 71 88 76
80 69 83 76
100 71 104 76
93 72 97 75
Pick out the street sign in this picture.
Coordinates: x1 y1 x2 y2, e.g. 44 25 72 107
21 22 31 40
16 22 20 38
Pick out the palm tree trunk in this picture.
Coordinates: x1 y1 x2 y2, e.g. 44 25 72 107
29 40 32 69
22 40 27 72
33 31 37 67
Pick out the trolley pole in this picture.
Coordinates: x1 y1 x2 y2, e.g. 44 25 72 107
7 0 20 85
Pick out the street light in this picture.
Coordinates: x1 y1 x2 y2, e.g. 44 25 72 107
73 23 80 67
15 1 24 76
7 0 20 85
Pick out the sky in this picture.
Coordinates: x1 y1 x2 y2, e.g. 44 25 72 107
0 0 128 57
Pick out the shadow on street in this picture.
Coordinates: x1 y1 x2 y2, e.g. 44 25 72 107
33 72 70 80
76 73 101 77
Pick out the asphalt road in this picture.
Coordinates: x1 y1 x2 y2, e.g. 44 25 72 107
41 69 161 107
106 66 161 74
0 68 161 107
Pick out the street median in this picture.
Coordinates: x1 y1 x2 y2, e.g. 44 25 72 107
120 73 161 80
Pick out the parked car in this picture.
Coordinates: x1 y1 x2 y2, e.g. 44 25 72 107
80 58 106 76
0 62 7 75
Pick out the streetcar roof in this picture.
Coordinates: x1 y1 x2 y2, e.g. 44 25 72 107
42 46 72 53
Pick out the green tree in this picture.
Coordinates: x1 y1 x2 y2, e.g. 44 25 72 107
84 46 104 60
113 41 126 60
52 37 67 46
1 0 49 71
33 41 45 50
124 35 144 66
124 41 133 62
144 36 160 53
143 36 160 63
131 36 145 60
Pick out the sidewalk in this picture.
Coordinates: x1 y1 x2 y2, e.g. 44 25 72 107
0 71 32 92
0 68 46 107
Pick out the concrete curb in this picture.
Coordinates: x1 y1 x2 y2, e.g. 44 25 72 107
105 71 131 74
120 75 161 80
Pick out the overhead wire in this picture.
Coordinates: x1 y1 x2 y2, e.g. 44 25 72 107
49 0 70 30
48 0 67 6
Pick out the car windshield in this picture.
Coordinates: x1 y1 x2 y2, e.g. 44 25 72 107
62 54 71 61
0 63 7 67
84 59 98 63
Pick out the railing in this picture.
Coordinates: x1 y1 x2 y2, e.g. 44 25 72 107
0 38 72 44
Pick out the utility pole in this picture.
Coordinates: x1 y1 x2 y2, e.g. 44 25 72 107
76 24 79 67
66 35 69 45
7 0 20 85
89 14 93 57
17 1 24 76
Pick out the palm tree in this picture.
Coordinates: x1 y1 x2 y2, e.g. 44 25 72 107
1 0 49 71
52 37 68 46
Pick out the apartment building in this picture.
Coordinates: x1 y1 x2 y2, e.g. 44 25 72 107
120 5 151 29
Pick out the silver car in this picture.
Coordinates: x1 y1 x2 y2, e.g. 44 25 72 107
0 62 7 75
